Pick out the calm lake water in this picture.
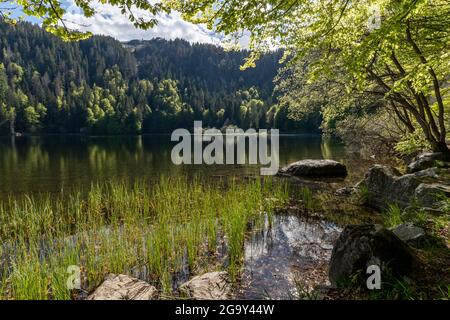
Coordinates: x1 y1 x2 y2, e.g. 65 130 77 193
0 134 376 197
0 134 375 198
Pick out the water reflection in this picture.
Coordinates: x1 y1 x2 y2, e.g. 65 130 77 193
0 134 353 196
239 215 342 299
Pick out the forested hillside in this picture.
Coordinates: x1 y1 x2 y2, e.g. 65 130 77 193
0 21 319 134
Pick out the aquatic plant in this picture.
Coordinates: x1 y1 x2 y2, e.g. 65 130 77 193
299 187 318 213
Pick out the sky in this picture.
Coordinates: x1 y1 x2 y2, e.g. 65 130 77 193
63 1 223 44
8 0 227 44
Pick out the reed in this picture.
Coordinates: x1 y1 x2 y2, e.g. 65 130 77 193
0 175 289 299
299 187 318 213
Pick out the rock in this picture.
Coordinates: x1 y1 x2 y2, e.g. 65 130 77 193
413 167 441 179
329 224 418 287
414 183 450 208
279 159 347 177
335 187 355 197
407 152 449 173
364 165 450 210
364 165 421 210
87 274 158 300
179 271 232 300
405 206 445 216
391 223 426 246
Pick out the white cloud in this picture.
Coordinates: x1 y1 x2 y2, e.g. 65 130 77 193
62 1 222 44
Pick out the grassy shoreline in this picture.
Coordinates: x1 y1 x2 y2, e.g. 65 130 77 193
0 176 289 299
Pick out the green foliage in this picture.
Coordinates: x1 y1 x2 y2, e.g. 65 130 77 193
24 103 47 131
395 129 432 155
413 209 428 228
369 276 417 300
358 185 370 204
236 87 266 129
384 204 404 228
438 194 450 214
164 0 450 153
0 22 287 134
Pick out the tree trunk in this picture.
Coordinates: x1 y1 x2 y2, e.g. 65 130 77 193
435 141 450 160
9 118 15 135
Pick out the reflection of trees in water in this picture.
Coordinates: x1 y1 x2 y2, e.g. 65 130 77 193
0 137 50 175
85 136 184 180
88 144 115 173
0 136 187 195
320 138 334 160
0 135 365 195
278 135 342 165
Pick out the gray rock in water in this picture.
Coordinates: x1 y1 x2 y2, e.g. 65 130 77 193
407 152 449 173
179 271 232 300
329 224 418 287
87 274 158 300
279 159 347 177
391 223 426 246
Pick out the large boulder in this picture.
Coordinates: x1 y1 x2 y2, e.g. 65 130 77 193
87 274 158 300
279 159 347 177
407 152 449 173
364 165 450 210
179 271 232 300
329 225 418 286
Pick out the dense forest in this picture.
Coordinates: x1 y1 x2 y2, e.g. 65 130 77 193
0 21 320 135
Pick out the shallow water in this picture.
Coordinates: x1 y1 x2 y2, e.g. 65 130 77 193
239 215 342 299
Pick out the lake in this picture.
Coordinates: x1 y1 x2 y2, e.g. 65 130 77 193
0 134 374 197
0 134 383 299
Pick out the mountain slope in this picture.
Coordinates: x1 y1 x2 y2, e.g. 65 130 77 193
0 21 308 134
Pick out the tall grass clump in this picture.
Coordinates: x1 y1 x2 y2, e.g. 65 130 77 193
298 187 318 212
384 204 404 228
0 175 289 299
